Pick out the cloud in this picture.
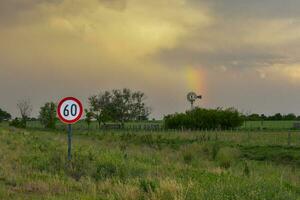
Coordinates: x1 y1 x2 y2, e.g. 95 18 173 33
0 0 62 26
1 0 300 118
257 63 300 83
195 0 300 19
156 12 300 73
0 0 214 72
0 0 212 118
98 0 127 11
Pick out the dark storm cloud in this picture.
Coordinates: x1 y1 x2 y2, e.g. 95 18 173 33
1 0 300 119
154 0 300 70
157 46 288 69
191 0 300 19
0 0 62 25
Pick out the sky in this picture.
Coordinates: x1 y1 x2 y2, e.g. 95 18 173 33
1 0 300 119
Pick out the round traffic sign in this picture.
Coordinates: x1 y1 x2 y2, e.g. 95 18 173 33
57 97 83 124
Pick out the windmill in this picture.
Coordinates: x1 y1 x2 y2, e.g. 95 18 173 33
187 92 202 110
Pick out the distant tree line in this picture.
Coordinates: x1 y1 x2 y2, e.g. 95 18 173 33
4 91 300 131
242 113 300 121
7 88 151 130
164 107 244 130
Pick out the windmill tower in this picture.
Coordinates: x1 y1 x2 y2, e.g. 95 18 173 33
187 92 202 110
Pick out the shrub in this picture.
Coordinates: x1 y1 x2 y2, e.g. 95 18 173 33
164 107 243 130
9 118 26 128
0 108 11 122
39 102 57 129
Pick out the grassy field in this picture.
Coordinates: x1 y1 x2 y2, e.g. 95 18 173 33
27 120 300 131
0 123 300 199
243 121 299 130
27 120 164 131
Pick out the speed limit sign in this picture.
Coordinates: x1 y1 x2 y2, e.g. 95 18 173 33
57 97 83 161
57 97 83 124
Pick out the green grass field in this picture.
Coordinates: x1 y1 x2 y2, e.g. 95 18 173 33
26 120 300 131
243 121 299 130
26 120 164 131
0 122 300 199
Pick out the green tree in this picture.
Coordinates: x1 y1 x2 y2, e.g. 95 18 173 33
89 88 151 127
84 109 93 131
131 91 151 121
39 102 57 129
9 118 25 128
89 91 112 128
284 113 296 121
0 108 11 122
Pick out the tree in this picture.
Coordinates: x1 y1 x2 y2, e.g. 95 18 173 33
110 88 132 124
39 102 57 129
84 109 93 131
0 108 11 122
88 91 112 128
9 118 26 128
109 89 151 124
131 91 151 121
247 114 261 121
271 113 283 121
284 113 296 121
17 99 33 127
88 88 151 127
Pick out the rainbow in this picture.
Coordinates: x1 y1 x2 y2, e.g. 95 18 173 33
185 67 204 94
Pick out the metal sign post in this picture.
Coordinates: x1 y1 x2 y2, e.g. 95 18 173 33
57 97 83 161
68 124 72 161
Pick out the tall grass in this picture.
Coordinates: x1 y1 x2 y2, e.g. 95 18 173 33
0 123 299 199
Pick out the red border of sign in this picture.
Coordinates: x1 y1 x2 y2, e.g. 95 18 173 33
57 97 83 124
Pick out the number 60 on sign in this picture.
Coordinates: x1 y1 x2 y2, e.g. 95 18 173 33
57 97 83 124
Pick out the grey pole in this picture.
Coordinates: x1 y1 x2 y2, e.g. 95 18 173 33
68 124 72 161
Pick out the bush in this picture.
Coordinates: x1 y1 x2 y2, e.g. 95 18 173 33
9 118 26 128
164 107 243 130
0 108 11 122
39 102 57 129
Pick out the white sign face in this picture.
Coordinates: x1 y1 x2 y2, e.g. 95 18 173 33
57 97 83 124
